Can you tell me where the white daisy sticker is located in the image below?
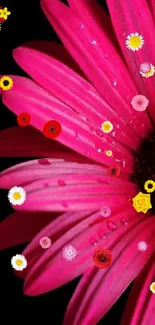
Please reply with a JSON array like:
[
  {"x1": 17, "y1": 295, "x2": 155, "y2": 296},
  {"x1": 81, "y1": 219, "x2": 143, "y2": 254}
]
[
  {"x1": 8, "y1": 186, "x2": 26, "y2": 205},
  {"x1": 11, "y1": 254, "x2": 27, "y2": 271},
  {"x1": 126, "y1": 33, "x2": 144, "y2": 51}
]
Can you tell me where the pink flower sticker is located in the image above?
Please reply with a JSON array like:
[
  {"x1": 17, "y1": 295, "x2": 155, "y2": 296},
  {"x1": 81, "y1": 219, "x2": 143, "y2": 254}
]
[
  {"x1": 39, "y1": 236, "x2": 51, "y2": 249},
  {"x1": 131, "y1": 95, "x2": 149, "y2": 111},
  {"x1": 100, "y1": 206, "x2": 111, "y2": 218},
  {"x1": 140, "y1": 62, "x2": 151, "y2": 74}
]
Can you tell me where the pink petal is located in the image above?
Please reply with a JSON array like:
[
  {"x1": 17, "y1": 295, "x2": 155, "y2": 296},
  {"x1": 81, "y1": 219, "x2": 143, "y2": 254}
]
[
  {"x1": 13, "y1": 45, "x2": 140, "y2": 151},
  {"x1": 41, "y1": 0, "x2": 152, "y2": 138},
  {"x1": 0, "y1": 158, "x2": 129, "y2": 189},
  {"x1": 0, "y1": 158, "x2": 137, "y2": 212},
  {"x1": 68, "y1": 0, "x2": 119, "y2": 49},
  {"x1": 21, "y1": 40, "x2": 84, "y2": 76},
  {"x1": 107, "y1": 0, "x2": 155, "y2": 120},
  {"x1": 23, "y1": 205, "x2": 145, "y2": 295},
  {"x1": 0, "y1": 126, "x2": 68, "y2": 157},
  {"x1": 18, "y1": 211, "x2": 92, "y2": 279},
  {"x1": 63, "y1": 217, "x2": 155, "y2": 325},
  {"x1": 0, "y1": 75, "x2": 133, "y2": 173},
  {"x1": 121, "y1": 252, "x2": 155, "y2": 325},
  {"x1": 0, "y1": 211, "x2": 56, "y2": 250}
]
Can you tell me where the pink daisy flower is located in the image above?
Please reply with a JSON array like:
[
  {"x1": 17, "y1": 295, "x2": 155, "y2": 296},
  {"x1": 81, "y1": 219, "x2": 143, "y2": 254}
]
[
  {"x1": 131, "y1": 94, "x2": 149, "y2": 111},
  {"x1": 39, "y1": 236, "x2": 51, "y2": 249},
  {"x1": 1, "y1": 0, "x2": 155, "y2": 324}
]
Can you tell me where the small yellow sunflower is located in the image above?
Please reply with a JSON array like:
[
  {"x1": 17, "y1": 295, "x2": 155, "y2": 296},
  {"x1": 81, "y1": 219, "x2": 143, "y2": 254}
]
[
  {"x1": 0, "y1": 76, "x2": 13, "y2": 90},
  {"x1": 144, "y1": 180, "x2": 155, "y2": 193}
]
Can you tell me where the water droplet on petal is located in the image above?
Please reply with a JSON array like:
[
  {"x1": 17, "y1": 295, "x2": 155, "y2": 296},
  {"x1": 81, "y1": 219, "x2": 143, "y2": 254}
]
[
  {"x1": 120, "y1": 218, "x2": 128, "y2": 226},
  {"x1": 122, "y1": 161, "x2": 126, "y2": 168},
  {"x1": 92, "y1": 40, "x2": 97, "y2": 45},
  {"x1": 75, "y1": 132, "x2": 80, "y2": 141},
  {"x1": 97, "y1": 148, "x2": 102, "y2": 153},
  {"x1": 87, "y1": 152, "x2": 90, "y2": 156},
  {"x1": 89, "y1": 237, "x2": 97, "y2": 245},
  {"x1": 107, "y1": 221, "x2": 116, "y2": 231},
  {"x1": 116, "y1": 124, "x2": 120, "y2": 128},
  {"x1": 95, "y1": 128, "x2": 104, "y2": 137},
  {"x1": 98, "y1": 229, "x2": 106, "y2": 239},
  {"x1": 112, "y1": 131, "x2": 116, "y2": 137},
  {"x1": 112, "y1": 81, "x2": 117, "y2": 86},
  {"x1": 80, "y1": 24, "x2": 85, "y2": 29},
  {"x1": 38, "y1": 159, "x2": 51, "y2": 165},
  {"x1": 104, "y1": 53, "x2": 109, "y2": 58},
  {"x1": 80, "y1": 114, "x2": 87, "y2": 121},
  {"x1": 58, "y1": 180, "x2": 66, "y2": 186},
  {"x1": 112, "y1": 142, "x2": 116, "y2": 147}
]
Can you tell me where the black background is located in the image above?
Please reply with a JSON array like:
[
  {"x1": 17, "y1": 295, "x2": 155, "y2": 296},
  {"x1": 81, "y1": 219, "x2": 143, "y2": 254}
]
[{"x1": 0, "y1": 0, "x2": 132, "y2": 323}]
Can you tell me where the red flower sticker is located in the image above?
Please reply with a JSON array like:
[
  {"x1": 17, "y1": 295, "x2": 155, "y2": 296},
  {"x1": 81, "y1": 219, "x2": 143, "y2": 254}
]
[
  {"x1": 43, "y1": 120, "x2": 62, "y2": 139},
  {"x1": 107, "y1": 166, "x2": 120, "y2": 177},
  {"x1": 93, "y1": 248, "x2": 112, "y2": 269},
  {"x1": 17, "y1": 112, "x2": 31, "y2": 127},
  {"x1": 0, "y1": 17, "x2": 5, "y2": 23}
]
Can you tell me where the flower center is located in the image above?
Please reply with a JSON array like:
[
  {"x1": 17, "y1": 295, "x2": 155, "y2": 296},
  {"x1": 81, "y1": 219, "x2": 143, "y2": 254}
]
[
  {"x1": 3, "y1": 80, "x2": 9, "y2": 86},
  {"x1": 13, "y1": 192, "x2": 21, "y2": 200},
  {"x1": 16, "y1": 259, "x2": 23, "y2": 266},
  {"x1": 129, "y1": 36, "x2": 141, "y2": 48},
  {"x1": 133, "y1": 130, "x2": 155, "y2": 214}
]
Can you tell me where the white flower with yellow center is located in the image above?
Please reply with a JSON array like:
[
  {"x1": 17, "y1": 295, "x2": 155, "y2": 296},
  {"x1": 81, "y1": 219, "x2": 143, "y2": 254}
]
[
  {"x1": 11, "y1": 254, "x2": 27, "y2": 271},
  {"x1": 8, "y1": 186, "x2": 26, "y2": 205},
  {"x1": 126, "y1": 33, "x2": 144, "y2": 51}
]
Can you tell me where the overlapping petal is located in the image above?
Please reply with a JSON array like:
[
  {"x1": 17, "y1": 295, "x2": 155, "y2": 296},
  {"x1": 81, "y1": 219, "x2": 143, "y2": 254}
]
[
  {"x1": 0, "y1": 75, "x2": 133, "y2": 173},
  {"x1": 23, "y1": 205, "x2": 145, "y2": 295},
  {"x1": 0, "y1": 157, "x2": 137, "y2": 212},
  {"x1": 0, "y1": 211, "x2": 55, "y2": 250},
  {"x1": 0, "y1": 158, "x2": 129, "y2": 189},
  {"x1": 121, "y1": 251, "x2": 155, "y2": 325},
  {"x1": 63, "y1": 217, "x2": 155, "y2": 325},
  {"x1": 41, "y1": 0, "x2": 152, "y2": 138},
  {"x1": 107, "y1": 0, "x2": 155, "y2": 119},
  {"x1": 13, "y1": 45, "x2": 140, "y2": 151}
]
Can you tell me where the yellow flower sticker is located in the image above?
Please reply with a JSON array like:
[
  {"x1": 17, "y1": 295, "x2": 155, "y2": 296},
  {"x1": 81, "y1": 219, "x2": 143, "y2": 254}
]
[
  {"x1": 132, "y1": 192, "x2": 152, "y2": 214},
  {"x1": 0, "y1": 7, "x2": 11, "y2": 20},
  {"x1": 144, "y1": 180, "x2": 155, "y2": 193}
]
